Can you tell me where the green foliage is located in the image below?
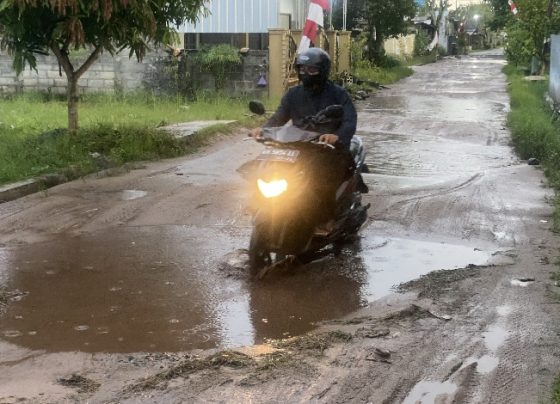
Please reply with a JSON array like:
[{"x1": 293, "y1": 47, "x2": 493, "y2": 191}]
[
  {"x1": 504, "y1": 0, "x2": 560, "y2": 67},
  {"x1": 486, "y1": 0, "x2": 514, "y2": 30},
  {"x1": 345, "y1": 0, "x2": 416, "y2": 63},
  {"x1": 350, "y1": 33, "x2": 368, "y2": 69},
  {"x1": 0, "y1": 0, "x2": 207, "y2": 132},
  {"x1": 193, "y1": 44, "x2": 242, "y2": 90},
  {"x1": 352, "y1": 59, "x2": 413, "y2": 85},
  {"x1": 0, "y1": 92, "x2": 252, "y2": 185},
  {"x1": 505, "y1": 65, "x2": 560, "y2": 231},
  {"x1": 414, "y1": 29, "x2": 431, "y2": 57},
  {"x1": 504, "y1": 23, "x2": 534, "y2": 67},
  {"x1": 0, "y1": 0, "x2": 207, "y2": 73}
]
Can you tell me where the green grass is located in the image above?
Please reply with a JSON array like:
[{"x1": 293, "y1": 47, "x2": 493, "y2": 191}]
[
  {"x1": 0, "y1": 91, "x2": 264, "y2": 185},
  {"x1": 353, "y1": 62, "x2": 414, "y2": 85},
  {"x1": 504, "y1": 65, "x2": 560, "y2": 231}
]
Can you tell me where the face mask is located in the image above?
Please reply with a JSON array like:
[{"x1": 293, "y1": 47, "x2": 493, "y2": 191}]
[{"x1": 301, "y1": 73, "x2": 324, "y2": 90}]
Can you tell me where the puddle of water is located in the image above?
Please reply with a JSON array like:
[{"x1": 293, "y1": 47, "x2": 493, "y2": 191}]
[
  {"x1": 360, "y1": 131, "x2": 512, "y2": 179},
  {"x1": 510, "y1": 278, "x2": 534, "y2": 287},
  {"x1": 0, "y1": 234, "x2": 493, "y2": 353},
  {"x1": 0, "y1": 227, "x2": 245, "y2": 353},
  {"x1": 121, "y1": 190, "x2": 147, "y2": 200},
  {"x1": 0, "y1": 228, "x2": 364, "y2": 353},
  {"x1": 402, "y1": 380, "x2": 457, "y2": 404},
  {"x1": 359, "y1": 236, "x2": 492, "y2": 302},
  {"x1": 482, "y1": 324, "x2": 508, "y2": 352},
  {"x1": 496, "y1": 305, "x2": 512, "y2": 316},
  {"x1": 476, "y1": 354, "x2": 500, "y2": 374}
]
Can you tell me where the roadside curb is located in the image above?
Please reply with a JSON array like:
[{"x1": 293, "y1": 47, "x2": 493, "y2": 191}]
[{"x1": 0, "y1": 174, "x2": 68, "y2": 203}]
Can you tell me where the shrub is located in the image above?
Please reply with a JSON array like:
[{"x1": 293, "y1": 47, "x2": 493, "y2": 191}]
[{"x1": 192, "y1": 44, "x2": 242, "y2": 90}]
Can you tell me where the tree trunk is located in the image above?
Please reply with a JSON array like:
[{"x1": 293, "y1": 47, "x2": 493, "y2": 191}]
[
  {"x1": 367, "y1": 27, "x2": 385, "y2": 63},
  {"x1": 50, "y1": 44, "x2": 102, "y2": 135},
  {"x1": 67, "y1": 75, "x2": 79, "y2": 135}
]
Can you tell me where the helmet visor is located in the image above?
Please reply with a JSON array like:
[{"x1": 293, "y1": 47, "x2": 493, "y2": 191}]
[{"x1": 298, "y1": 65, "x2": 320, "y2": 76}]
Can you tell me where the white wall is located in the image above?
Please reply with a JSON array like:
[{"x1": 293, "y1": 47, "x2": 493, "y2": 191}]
[{"x1": 550, "y1": 35, "x2": 560, "y2": 104}]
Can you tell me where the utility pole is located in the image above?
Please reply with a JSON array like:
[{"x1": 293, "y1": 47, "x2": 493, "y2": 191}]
[{"x1": 343, "y1": 0, "x2": 347, "y2": 31}]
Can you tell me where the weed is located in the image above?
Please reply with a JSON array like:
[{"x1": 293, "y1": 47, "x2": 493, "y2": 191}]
[
  {"x1": 273, "y1": 330, "x2": 353, "y2": 356},
  {"x1": 128, "y1": 350, "x2": 255, "y2": 391},
  {"x1": 504, "y1": 66, "x2": 560, "y2": 232}
]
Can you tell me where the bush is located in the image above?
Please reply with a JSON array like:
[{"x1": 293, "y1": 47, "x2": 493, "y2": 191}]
[
  {"x1": 192, "y1": 44, "x2": 242, "y2": 90},
  {"x1": 504, "y1": 23, "x2": 534, "y2": 67},
  {"x1": 414, "y1": 29, "x2": 431, "y2": 56}
]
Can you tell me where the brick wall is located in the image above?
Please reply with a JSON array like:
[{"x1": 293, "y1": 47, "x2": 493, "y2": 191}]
[
  {"x1": 0, "y1": 49, "x2": 167, "y2": 95},
  {"x1": 0, "y1": 48, "x2": 269, "y2": 97}
]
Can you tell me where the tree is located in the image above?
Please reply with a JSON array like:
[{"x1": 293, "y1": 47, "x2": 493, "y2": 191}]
[
  {"x1": 503, "y1": 0, "x2": 560, "y2": 69},
  {"x1": 423, "y1": 0, "x2": 448, "y2": 53},
  {"x1": 331, "y1": 0, "x2": 367, "y2": 31},
  {"x1": 486, "y1": 0, "x2": 512, "y2": 31},
  {"x1": 364, "y1": 0, "x2": 417, "y2": 62},
  {"x1": 0, "y1": 0, "x2": 207, "y2": 134},
  {"x1": 331, "y1": 0, "x2": 416, "y2": 63}
]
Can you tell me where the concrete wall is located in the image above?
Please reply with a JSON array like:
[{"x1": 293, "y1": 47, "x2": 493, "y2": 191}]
[
  {"x1": 384, "y1": 35, "x2": 416, "y2": 58},
  {"x1": 0, "y1": 49, "x2": 167, "y2": 95},
  {"x1": 550, "y1": 35, "x2": 560, "y2": 104}
]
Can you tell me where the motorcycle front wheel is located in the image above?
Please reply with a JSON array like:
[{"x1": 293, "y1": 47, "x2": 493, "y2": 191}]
[
  {"x1": 249, "y1": 230, "x2": 288, "y2": 279},
  {"x1": 249, "y1": 230, "x2": 271, "y2": 278}
]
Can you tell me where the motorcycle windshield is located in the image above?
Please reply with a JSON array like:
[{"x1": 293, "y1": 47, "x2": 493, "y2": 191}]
[{"x1": 262, "y1": 124, "x2": 319, "y2": 143}]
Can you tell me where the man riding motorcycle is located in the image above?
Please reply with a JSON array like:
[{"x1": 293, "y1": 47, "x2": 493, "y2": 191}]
[
  {"x1": 250, "y1": 47, "x2": 357, "y2": 148},
  {"x1": 250, "y1": 47, "x2": 366, "y2": 234}
]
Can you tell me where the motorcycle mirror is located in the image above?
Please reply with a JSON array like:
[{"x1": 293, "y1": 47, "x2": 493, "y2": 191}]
[
  {"x1": 322, "y1": 105, "x2": 344, "y2": 119},
  {"x1": 249, "y1": 100, "x2": 266, "y2": 115}
]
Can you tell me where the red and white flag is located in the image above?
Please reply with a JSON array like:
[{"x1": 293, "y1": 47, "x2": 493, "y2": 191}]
[
  {"x1": 298, "y1": 0, "x2": 331, "y2": 54},
  {"x1": 508, "y1": 0, "x2": 518, "y2": 15}
]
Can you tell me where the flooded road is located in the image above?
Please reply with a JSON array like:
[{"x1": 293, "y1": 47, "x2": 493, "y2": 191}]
[
  {"x1": 0, "y1": 52, "x2": 522, "y2": 354},
  {"x1": 1, "y1": 49, "x2": 559, "y2": 404}
]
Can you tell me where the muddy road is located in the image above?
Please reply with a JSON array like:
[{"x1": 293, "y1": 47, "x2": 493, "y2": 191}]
[{"x1": 1, "y1": 49, "x2": 560, "y2": 403}]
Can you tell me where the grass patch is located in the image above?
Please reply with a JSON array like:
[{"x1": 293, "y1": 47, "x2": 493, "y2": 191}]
[
  {"x1": 353, "y1": 61, "x2": 414, "y2": 86},
  {"x1": 504, "y1": 65, "x2": 560, "y2": 232},
  {"x1": 129, "y1": 350, "x2": 255, "y2": 391},
  {"x1": 0, "y1": 92, "x2": 262, "y2": 186},
  {"x1": 553, "y1": 375, "x2": 560, "y2": 403},
  {"x1": 57, "y1": 374, "x2": 100, "y2": 393},
  {"x1": 273, "y1": 330, "x2": 353, "y2": 356}
]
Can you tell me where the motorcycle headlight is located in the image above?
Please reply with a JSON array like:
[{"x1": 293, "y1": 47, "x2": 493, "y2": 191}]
[{"x1": 257, "y1": 178, "x2": 288, "y2": 198}]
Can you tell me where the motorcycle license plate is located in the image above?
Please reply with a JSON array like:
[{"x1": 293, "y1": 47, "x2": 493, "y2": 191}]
[{"x1": 257, "y1": 148, "x2": 300, "y2": 163}]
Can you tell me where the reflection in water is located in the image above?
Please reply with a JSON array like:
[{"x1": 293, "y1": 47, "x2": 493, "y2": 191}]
[
  {"x1": 360, "y1": 236, "x2": 491, "y2": 302},
  {"x1": 0, "y1": 228, "x2": 367, "y2": 353},
  {"x1": 0, "y1": 227, "x2": 229, "y2": 353},
  {"x1": 403, "y1": 380, "x2": 457, "y2": 404},
  {"x1": 248, "y1": 266, "x2": 364, "y2": 342}
]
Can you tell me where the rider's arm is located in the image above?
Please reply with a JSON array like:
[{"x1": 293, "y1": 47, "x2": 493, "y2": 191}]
[
  {"x1": 335, "y1": 89, "x2": 357, "y2": 149},
  {"x1": 250, "y1": 91, "x2": 292, "y2": 139},
  {"x1": 264, "y1": 91, "x2": 293, "y2": 128}
]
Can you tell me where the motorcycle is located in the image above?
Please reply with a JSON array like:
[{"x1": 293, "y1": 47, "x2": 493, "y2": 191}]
[{"x1": 239, "y1": 100, "x2": 370, "y2": 279}]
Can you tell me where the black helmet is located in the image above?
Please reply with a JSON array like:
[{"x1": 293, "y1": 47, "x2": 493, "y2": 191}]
[{"x1": 296, "y1": 47, "x2": 331, "y2": 90}]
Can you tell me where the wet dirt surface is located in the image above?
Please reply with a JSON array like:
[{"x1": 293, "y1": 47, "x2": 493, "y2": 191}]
[{"x1": 1, "y1": 49, "x2": 560, "y2": 403}]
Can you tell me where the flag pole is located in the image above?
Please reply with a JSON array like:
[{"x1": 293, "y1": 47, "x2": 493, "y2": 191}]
[{"x1": 343, "y1": 0, "x2": 347, "y2": 31}]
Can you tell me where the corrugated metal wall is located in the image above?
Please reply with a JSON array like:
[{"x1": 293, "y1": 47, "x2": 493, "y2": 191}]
[{"x1": 180, "y1": 0, "x2": 282, "y2": 33}]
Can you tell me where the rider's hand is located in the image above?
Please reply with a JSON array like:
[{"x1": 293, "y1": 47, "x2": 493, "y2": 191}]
[
  {"x1": 250, "y1": 127, "x2": 263, "y2": 139},
  {"x1": 319, "y1": 133, "x2": 339, "y2": 145}
]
